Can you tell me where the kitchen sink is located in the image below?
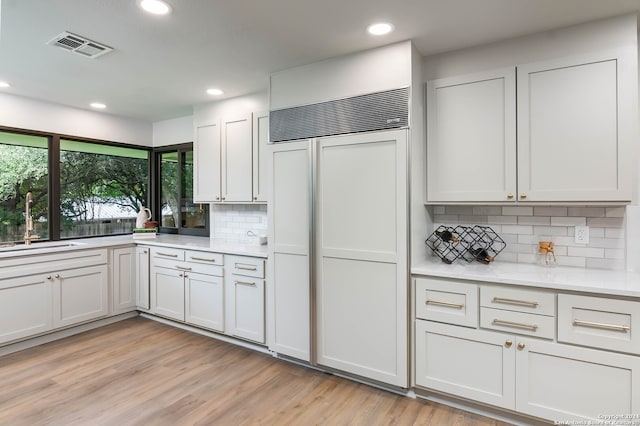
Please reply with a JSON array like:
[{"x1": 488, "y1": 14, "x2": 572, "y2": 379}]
[{"x1": 0, "y1": 241, "x2": 85, "y2": 252}]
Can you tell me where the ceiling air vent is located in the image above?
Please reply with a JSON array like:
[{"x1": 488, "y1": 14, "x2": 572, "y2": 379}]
[{"x1": 47, "y1": 31, "x2": 113, "y2": 59}]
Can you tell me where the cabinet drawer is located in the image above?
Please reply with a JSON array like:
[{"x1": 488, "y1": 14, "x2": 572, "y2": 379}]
[
  {"x1": 558, "y1": 294, "x2": 640, "y2": 355},
  {"x1": 227, "y1": 255, "x2": 265, "y2": 278},
  {"x1": 415, "y1": 277, "x2": 478, "y2": 327},
  {"x1": 151, "y1": 248, "x2": 185, "y2": 263},
  {"x1": 481, "y1": 286, "x2": 555, "y2": 316},
  {"x1": 480, "y1": 307, "x2": 555, "y2": 339},
  {"x1": 186, "y1": 251, "x2": 223, "y2": 266}
]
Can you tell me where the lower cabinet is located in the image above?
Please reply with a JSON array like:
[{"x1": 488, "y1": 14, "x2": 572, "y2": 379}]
[
  {"x1": 0, "y1": 273, "x2": 53, "y2": 344},
  {"x1": 226, "y1": 255, "x2": 265, "y2": 343},
  {"x1": 112, "y1": 247, "x2": 137, "y2": 314},
  {"x1": 53, "y1": 264, "x2": 109, "y2": 328},
  {"x1": 136, "y1": 246, "x2": 150, "y2": 310},
  {"x1": 414, "y1": 275, "x2": 640, "y2": 423},
  {"x1": 150, "y1": 248, "x2": 227, "y2": 333},
  {"x1": 515, "y1": 337, "x2": 640, "y2": 421}
]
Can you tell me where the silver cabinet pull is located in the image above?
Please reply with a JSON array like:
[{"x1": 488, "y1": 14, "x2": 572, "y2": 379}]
[
  {"x1": 573, "y1": 319, "x2": 630, "y2": 333},
  {"x1": 492, "y1": 297, "x2": 539, "y2": 308},
  {"x1": 425, "y1": 299, "x2": 464, "y2": 309},
  {"x1": 234, "y1": 280, "x2": 256, "y2": 287},
  {"x1": 492, "y1": 319, "x2": 538, "y2": 331},
  {"x1": 235, "y1": 263, "x2": 257, "y2": 271},
  {"x1": 157, "y1": 252, "x2": 178, "y2": 258},
  {"x1": 176, "y1": 265, "x2": 192, "y2": 271},
  {"x1": 189, "y1": 256, "x2": 216, "y2": 263}
]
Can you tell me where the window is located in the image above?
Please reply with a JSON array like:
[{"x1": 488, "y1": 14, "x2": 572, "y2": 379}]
[
  {"x1": 0, "y1": 127, "x2": 150, "y2": 244},
  {"x1": 156, "y1": 145, "x2": 209, "y2": 236},
  {"x1": 0, "y1": 131, "x2": 49, "y2": 244},
  {"x1": 59, "y1": 139, "x2": 149, "y2": 238}
]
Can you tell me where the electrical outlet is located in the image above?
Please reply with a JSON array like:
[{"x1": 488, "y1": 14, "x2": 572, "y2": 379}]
[{"x1": 575, "y1": 226, "x2": 589, "y2": 244}]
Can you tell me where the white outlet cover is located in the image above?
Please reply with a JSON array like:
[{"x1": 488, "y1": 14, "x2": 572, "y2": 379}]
[{"x1": 575, "y1": 225, "x2": 589, "y2": 244}]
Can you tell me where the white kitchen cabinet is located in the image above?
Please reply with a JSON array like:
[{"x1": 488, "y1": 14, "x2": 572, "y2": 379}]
[
  {"x1": 52, "y1": 264, "x2": 109, "y2": 328},
  {"x1": 226, "y1": 255, "x2": 265, "y2": 343},
  {"x1": 252, "y1": 111, "x2": 269, "y2": 202},
  {"x1": 112, "y1": 247, "x2": 136, "y2": 314},
  {"x1": 194, "y1": 121, "x2": 222, "y2": 202},
  {"x1": 316, "y1": 130, "x2": 408, "y2": 387},
  {"x1": 136, "y1": 246, "x2": 150, "y2": 310},
  {"x1": 0, "y1": 273, "x2": 53, "y2": 344},
  {"x1": 185, "y1": 271, "x2": 224, "y2": 332},
  {"x1": 150, "y1": 248, "x2": 225, "y2": 331},
  {"x1": 194, "y1": 111, "x2": 267, "y2": 203},
  {"x1": 427, "y1": 50, "x2": 632, "y2": 203},
  {"x1": 415, "y1": 320, "x2": 515, "y2": 409},
  {"x1": 517, "y1": 51, "x2": 631, "y2": 202},
  {"x1": 426, "y1": 68, "x2": 516, "y2": 202},
  {"x1": 515, "y1": 337, "x2": 640, "y2": 421},
  {"x1": 267, "y1": 140, "x2": 311, "y2": 361},
  {"x1": 222, "y1": 113, "x2": 253, "y2": 202}
]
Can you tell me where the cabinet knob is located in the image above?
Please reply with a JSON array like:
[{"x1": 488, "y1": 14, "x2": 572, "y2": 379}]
[
  {"x1": 507, "y1": 194, "x2": 514, "y2": 199},
  {"x1": 47, "y1": 275, "x2": 52, "y2": 280},
  {"x1": 179, "y1": 273, "x2": 183, "y2": 278},
  {"x1": 253, "y1": 196, "x2": 257, "y2": 201},
  {"x1": 520, "y1": 193, "x2": 527, "y2": 199},
  {"x1": 216, "y1": 197, "x2": 220, "y2": 201},
  {"x1": 55, "y1": 274, "x2": 60, "y2": 279},
  {"x1": 517, "y1": 342, "x2": 525, "y2": 350},
  {"x1": 221, "y1": 197, "x2": 226, "y2": 201},
  {"x1": 505, "y1": 340, "x2": 513, "y2": 348},
  {"x1": 184, "y1": 274, "x2": 189, "y2": 279}
]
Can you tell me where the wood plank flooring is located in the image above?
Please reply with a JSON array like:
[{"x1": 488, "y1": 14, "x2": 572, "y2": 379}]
[{"x1": 0, "y1": 317, "x2": 513, "y2": 425}]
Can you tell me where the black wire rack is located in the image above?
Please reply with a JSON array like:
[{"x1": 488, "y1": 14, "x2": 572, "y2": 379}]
[{"x1": 426, "y1": 225, "x2": 506, "y2": 265}]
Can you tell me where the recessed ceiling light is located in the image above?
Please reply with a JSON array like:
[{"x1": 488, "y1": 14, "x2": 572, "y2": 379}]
[
  {"x1": 90, "y1": 102, "x2": 107, "y2": 109},
  {"x1": 367, "y1": 22, "x2": 394, "y2": 36},
  {"x1": 139, "y1": 0, "x2": 172, "y2": 15},
  {"x1": 206, "y1": 88, "x2": 224, "y2": 96},
  {"x1": 0, "y1": 81, "x2": 10, "y2": 88}
]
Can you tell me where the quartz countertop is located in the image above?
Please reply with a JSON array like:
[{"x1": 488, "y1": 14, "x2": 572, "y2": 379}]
[
  {"x1": 0, "y1": 234, "x2": 268, "y2": 259},
  {"x1": 412, "y1": 258, "x2": 640, "y2": 298}
]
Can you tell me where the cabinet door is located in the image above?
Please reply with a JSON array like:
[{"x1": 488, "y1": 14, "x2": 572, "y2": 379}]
[
  {"x1": 222, "y1": 114, "x2": 253, "y2": 202},
  {"x1": 136, "y1": 246, "x2": 150, "y2": 310},
  {"x1": 267, "y1": 140, "x2": 312, "y2": 361},
  {"x1": 185, "y1": 272, "x2": 224, "y2": 332},
  {"x1": 517, "y1": 51, "x2": 631, "y2": 202},
  {"x1": 194, "y1": 121, "x2": 222, "y2": 202},
  {"x1": 228, "y1": 275, "x2": 264, "y2": 343},
  {"x1": 151, "y1": 266, "x2": 185, "y2": 321},
  {"x1": 515, "y1": 338, "x2": 640, "y2": 421},
  {"x1": 53, "y1": 265, "x2": 109, "y2": 328},
  {"x1": 415, "y1": 321, "x2": 516, "y2": 409},
  {"x1": 112, "y1": 247, "x2": 136, "y2": 314},
  {"x1": 0, "y1": 274, "x2": 52, "y2": 344},
  {"x1": 316, "y1": 130, "x2": 408, "y2": 387},
  {"x1": 427, "y1": 68, "x2": 516, "y2": 202},
  {"x1": 252, "y1": 111, "x2": 269, "y2": 202}
]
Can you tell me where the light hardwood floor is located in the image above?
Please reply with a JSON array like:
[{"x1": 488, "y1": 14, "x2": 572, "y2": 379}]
[{"x1": 0, "y1": 317, "x2": 513, "y2": 425}]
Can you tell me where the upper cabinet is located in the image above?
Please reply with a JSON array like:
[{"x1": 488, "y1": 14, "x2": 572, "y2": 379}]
[
  {"x1": 426, "y1": 49, "x2": 633, "y2": 203},
  {"x1": 194, "y1": 111, "x2": 269, "y2": 203},
  {"x1": 427, "y1": 68, "x2": 516, "y2": 202}
]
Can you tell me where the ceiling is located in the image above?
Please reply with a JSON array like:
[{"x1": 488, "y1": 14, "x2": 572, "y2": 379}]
[{"x1": 1, "y1": 0, "x2": 639, "y2": 123}]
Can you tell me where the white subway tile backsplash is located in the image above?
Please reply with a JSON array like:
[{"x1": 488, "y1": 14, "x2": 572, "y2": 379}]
[
  {"x1": 568, "y1": 207, "x2": 605, "y2": 217},
  {"x1": 502, "y1": 206, "x2": 533, "y2": 216},
  {"x1": 211, "y1": 204, "x2": 267, "y2": 243},
  {"x1": 431, "y1": 204, "x2": 626, "y2": 271},
  {"x1": 533, "y1": 207, "x2": 567, "y2": 216},
  {"x1": 518, "y1": 216, "x2": 550, "y2": 226},
  {"x1": 550, "y1": 216, "x2": 586, "y2": 226}
]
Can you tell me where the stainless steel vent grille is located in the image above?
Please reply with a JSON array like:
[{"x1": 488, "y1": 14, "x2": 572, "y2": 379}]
[
  {"x1": 269, "y1": 87, "x2": 409, "y2": 142},
  {"x1": 47, "y1": 31, "x2": 113, "y2": 59}
]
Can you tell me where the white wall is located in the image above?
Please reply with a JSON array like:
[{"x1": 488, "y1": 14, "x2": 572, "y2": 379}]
[
  {"x1": 0, "y1": 92, "x2": 152, "y2": 145},
  {"x1": 152, "y1": 115, "x2": 194, "y2": 147},
  {"x1": 193, "y1": 91, "x2": 268, "y2": 126},
  {"x1": 270, "y1": 41, "x2": 412, "y2": 110}
]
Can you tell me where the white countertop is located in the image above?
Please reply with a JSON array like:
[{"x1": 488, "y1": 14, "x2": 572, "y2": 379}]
[
  {"x1": 0, "y1": 234, "x2": 268, "y2": 259},
  {"x1": 412, "y1": 259, "x2": 640, "y2": 298}
]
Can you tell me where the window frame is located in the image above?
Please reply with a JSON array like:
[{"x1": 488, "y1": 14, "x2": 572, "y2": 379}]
[{"x1": 153, "y1": 143, "x2": 210, "y2": 237}]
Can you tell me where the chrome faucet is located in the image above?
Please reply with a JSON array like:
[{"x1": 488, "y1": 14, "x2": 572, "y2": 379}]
[{"x1": 24, "y1": 191, "x2": 39, "y2": 246}]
